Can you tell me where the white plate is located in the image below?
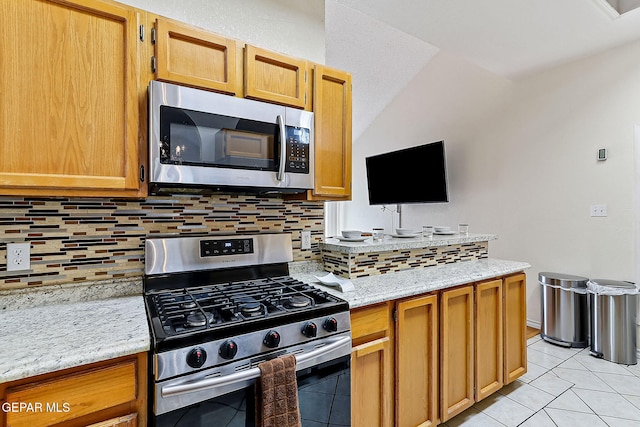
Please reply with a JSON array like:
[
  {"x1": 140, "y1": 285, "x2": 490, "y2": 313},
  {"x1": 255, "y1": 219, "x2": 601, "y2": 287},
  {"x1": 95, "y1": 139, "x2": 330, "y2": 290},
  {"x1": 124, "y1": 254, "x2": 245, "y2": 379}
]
[
  {"x1": 336, "y1": 236, "x2": 367, "y2": 242},
  {"x1": 434, "y1": 230, "x2": 456, "y2": 235},
  {"x1": 391, "y1": 233, "x2": 421, "y2": 238}
]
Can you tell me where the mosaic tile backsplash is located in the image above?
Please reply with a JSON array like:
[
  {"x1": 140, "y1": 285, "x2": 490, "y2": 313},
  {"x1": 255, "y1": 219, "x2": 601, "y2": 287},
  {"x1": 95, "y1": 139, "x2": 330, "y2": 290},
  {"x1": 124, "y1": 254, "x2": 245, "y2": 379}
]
[
  {"x1": 322, "y1": 242, "x2": 489, "y2": 278},
  {"x1": 0, "y1": 196, "x2": 324, "y2": 290}
]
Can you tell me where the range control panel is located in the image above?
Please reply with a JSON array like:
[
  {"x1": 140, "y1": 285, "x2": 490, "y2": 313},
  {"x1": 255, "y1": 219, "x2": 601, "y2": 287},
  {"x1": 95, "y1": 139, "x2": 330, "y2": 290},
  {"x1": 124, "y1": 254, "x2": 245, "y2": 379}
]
[{"x1": 200, "y1": 238, "x2": 254, "y2": 257}]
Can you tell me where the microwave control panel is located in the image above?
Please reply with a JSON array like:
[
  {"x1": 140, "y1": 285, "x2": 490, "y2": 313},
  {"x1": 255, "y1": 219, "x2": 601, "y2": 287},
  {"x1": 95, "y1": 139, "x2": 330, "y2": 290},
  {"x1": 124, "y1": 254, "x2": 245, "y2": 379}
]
[{"x1": 284, "y1": 127, "x2": 310, "y2": 174}]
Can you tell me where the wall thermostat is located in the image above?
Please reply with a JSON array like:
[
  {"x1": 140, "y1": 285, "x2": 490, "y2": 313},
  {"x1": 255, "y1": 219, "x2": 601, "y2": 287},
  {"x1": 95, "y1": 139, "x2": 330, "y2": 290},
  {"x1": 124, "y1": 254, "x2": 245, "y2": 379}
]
[{"x1": 597, "y1": 148, "x2": 607, "y2": 161}]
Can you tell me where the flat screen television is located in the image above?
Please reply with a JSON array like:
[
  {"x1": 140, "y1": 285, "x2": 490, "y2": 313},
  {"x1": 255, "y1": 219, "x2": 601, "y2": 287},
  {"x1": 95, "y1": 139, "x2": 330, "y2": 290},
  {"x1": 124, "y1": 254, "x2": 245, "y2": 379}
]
[{"x1": 366, "y1": 141, "x2": 448, "y2": 205}]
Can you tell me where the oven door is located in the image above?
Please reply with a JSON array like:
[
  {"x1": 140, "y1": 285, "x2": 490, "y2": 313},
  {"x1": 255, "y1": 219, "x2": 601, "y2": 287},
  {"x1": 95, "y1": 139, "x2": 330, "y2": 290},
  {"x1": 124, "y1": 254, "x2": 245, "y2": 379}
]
[{"x1": 153, "y1": 354, "x2": 350, "y2": 427}]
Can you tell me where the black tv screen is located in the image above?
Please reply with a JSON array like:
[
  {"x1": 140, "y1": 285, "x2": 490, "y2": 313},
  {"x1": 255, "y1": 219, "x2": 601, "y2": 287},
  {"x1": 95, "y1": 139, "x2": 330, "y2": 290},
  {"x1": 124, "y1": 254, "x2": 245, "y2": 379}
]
[{"x1": 366, "y1": 141, "x2": 449, "y2": 205}]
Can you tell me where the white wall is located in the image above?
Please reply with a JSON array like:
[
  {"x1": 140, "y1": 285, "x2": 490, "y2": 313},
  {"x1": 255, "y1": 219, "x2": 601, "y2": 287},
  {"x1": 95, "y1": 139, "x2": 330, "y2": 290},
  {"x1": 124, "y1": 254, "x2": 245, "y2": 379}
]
[
  {"x1": 340, "y1": 51, "x2": 512, "y2": 233},
  {"x1": 341, "y1": 40, "x2": 640, "y2": 326},
  {"x1": 118, "y1": 0, "x2": 325, "y2": 63},
  {"x1": 480, "y1": 40, "x2": 640, "y2": 325}
]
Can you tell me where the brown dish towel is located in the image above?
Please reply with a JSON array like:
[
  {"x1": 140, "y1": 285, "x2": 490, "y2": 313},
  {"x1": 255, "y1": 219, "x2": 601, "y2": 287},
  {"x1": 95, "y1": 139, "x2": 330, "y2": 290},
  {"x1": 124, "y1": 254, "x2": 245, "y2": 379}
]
[{"x1": 255, "y1": 354, "x2": 301, "y2": 427}]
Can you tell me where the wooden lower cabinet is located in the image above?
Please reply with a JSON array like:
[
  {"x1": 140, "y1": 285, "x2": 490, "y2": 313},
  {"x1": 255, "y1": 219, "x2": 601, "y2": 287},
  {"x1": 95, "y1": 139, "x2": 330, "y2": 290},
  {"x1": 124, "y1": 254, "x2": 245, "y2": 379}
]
[
  {"x1": 440, "y1": 285, "x2": 475, "y2": 422},
  {"x1": 395, "y1": 294, "x2": 439, "y2": 427},
  {"x1": 87, "y1": 413, "x2": 137, "y2": 427},
  {"x1": 475, "y1": 279, "x2": 504, "y2": 401},
  {"x1": 0, "y1": 353, "x2": 146, "y2": 427},
  {"x1": 504, "y1": 273, "x2": 528, "y2": 384},
  {"x1": 350, "y1": 303, "x2": 394, "y2": 427},
  {"x1": 351, "y1": 273, "x2": 527, "y2": 426}
]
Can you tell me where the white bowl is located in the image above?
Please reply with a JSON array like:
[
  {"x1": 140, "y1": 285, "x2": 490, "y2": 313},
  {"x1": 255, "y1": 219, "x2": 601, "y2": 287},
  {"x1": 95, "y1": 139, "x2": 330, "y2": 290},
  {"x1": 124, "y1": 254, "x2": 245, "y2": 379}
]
[
  {"x1": 434, "y1": 226, "x2": 451, "y2": 232},
  {"x1": 395, "y1": 228, "x2": 414, "y2": 235},
  {"x1": 342, "y1": 230, "x2": 362, "y2": 239}
]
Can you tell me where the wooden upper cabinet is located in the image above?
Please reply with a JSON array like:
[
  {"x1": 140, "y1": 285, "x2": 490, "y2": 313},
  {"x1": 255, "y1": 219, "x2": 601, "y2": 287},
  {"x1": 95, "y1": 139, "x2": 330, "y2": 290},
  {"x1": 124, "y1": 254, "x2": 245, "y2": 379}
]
[
  {"x1": 0, "y1": 0, "x2": 144, "y2": 197},
  {"x1": 311, "y1": 65, "x2": 352, "y2": 199},
  {"x1": 396, "y1": 294, "x2": 439, "y2": 427},
  {"x1": 504, "y1": 273, "x2": 528, "y2": 384},
  {"x1": 153, "y1": 17, "x2": 238, "y2": 94},
  {"x1": 244, "y1": 44, "x2": 308, "y2": 109}
]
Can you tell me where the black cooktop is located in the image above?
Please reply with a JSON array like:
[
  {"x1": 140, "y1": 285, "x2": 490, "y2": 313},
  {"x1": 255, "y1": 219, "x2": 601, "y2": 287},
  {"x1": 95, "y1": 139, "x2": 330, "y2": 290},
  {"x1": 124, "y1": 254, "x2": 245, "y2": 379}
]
[{"x1": 145, "y1": 272, "x2": 349, "y2": 351}]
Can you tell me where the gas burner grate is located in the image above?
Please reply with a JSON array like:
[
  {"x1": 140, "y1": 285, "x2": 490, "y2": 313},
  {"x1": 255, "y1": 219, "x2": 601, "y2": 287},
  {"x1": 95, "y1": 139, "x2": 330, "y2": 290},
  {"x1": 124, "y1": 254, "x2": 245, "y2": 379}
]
[{"x1": 147, "y1": 275, "x2": 344, "y2": 339}]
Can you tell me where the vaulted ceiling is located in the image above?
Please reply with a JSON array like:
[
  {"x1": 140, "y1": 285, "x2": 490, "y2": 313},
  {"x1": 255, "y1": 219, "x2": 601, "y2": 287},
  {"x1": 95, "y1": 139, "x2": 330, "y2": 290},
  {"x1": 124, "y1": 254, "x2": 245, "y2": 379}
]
[{"x1": 325, "y1": 0, "x2": 640, "y2": 140}]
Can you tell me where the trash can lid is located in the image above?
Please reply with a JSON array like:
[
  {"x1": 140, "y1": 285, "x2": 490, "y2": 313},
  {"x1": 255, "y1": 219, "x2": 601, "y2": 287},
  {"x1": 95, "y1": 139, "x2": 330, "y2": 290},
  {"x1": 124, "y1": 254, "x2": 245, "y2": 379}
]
[
  {"x1": 538, "y1": 272, "x2": 589, "y2": 289},
  {"x1": 589, "y1": 279, "x2": 636, "y2": 290}
]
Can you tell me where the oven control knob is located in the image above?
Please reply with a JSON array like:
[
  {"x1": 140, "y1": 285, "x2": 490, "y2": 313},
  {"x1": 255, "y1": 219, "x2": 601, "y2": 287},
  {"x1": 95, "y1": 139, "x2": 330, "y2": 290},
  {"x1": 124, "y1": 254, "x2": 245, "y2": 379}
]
[
  {"x1": 302, "y1": 321, "x2": 317, "y2": 338},
  {"x1": 186, "y1": 347, "x2": 207, "y2": 369},
  {"x1": 323, "y1": 317, "x2": 338, "y2": 332},
  {"x1": 219, "y1": 340, "x2": 238, "y2": 360},
  {"x1": 263, "y1": 330, "x2": 281, "y2": 348}
]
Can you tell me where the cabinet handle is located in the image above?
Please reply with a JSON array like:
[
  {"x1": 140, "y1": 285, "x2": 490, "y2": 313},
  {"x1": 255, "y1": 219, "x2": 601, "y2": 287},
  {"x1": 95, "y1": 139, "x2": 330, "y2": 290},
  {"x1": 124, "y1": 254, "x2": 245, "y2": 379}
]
[
  {"x1": 151, "y1": 56, "x2": 157, "y2": 73},
  {"x1": 139, "y1": 24, "x2": 144, "y2": 41},
  {"x1": 139, "y1": 165, "x2": 145, "y2": 182}
]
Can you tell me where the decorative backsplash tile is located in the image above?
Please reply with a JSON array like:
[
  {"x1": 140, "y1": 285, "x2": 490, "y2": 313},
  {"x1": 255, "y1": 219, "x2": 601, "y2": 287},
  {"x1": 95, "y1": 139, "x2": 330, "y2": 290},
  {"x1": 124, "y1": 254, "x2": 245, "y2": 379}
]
[
  {"x1": 0, "y1": 196, "x2": 324, "y2": 290},
  {"x1": 322, "y1": 242, "x2": 489, "y2": 278}
]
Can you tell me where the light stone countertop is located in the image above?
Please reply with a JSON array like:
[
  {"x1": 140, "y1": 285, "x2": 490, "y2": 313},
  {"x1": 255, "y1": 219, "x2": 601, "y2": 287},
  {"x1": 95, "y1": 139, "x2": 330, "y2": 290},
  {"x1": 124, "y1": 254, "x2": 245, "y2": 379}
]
[
  {"x1": 291, "y1": 258, "x2": 530, "y2": 308},
  {"x1": 0, "y1": 257, "x2": 528, "y2": 384},
  {"x1": 0, "y1": 277, "x2": 142, "y2": 311},
  {"x1": 0, "y1": 295, "x2": 150, "y2": 383},
  {"x1": 321, "y1": 232, "x2": 497, "y2": 254}
]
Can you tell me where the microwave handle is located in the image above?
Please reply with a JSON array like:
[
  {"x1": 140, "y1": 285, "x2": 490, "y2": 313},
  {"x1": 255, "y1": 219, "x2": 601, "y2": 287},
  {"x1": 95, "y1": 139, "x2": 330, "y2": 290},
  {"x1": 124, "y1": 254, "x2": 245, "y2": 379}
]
[{"x1": 276, "y1": 115, "x2": 286, "y2": 182}]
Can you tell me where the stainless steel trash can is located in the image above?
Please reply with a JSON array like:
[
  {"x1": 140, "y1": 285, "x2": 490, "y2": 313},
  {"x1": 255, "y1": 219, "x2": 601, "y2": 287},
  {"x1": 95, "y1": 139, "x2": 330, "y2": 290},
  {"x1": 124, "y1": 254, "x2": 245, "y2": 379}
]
[
  {"x1": 589, "y1": 279, "x2": 638, "y2": 365},
  {"x1": 539, "y1": 272, "x2": 589, "y2": 348}
]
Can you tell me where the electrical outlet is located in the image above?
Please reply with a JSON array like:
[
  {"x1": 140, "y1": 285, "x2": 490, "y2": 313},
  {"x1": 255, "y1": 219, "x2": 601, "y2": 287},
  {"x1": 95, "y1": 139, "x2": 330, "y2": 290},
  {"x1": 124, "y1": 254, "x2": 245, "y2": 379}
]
[
  {"x1": 301, "y1": 231, "x2": 311, "y2": 250},
  {"x1": 590, "y1": 204, "x2": 608, "y2": 217},
  {"x1": 6, "y1": 242, "x2": 30, "y2": 272}
]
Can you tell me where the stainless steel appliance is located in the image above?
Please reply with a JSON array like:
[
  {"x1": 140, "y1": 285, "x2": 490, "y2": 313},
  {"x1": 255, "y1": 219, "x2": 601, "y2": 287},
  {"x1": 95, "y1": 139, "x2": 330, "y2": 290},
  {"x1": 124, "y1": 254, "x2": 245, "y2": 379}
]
[
  {"x1": 144, "y1": 233, "x2": 351, "y2": 426},
  {"x1": 539, "y1": 272, "x2": 589, "y2": 348},
  {"x1": 589, "y1": 279, "x2": 637, "y2": 364},
  {"x1": 149, "y1": 81, "x2": 314, "y2": 194}
]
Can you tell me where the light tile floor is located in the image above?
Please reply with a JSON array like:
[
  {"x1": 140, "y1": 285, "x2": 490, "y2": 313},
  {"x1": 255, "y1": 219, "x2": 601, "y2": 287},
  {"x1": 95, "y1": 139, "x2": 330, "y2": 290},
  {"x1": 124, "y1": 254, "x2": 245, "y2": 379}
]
[{"x1": 439, "y1": 335, "x2": 640, "y2": 427}]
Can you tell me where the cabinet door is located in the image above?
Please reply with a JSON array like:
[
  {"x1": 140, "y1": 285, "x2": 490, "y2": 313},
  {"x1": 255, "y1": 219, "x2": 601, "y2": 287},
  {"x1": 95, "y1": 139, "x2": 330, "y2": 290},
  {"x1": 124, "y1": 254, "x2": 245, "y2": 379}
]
[
  {"x1": 475, "y1": 279, "x2": 504, "y2": 401},
  {"x1": 0, "y1": 0, "x2": 142, "y2": 196},
  {"x1": 504, "y1": 273, "x2": 528, "y2": 384},
  {"x1": 4, "y1": 360, "x2": 137, "y2": 427},
  {"x1": 352, "y1": 337, "x2": 392, "y2": 427},
  {"x1": 311, "y1": 65, "x2": 352, "y2": 199},
  {"x1": 86, "y1": 413, "x2": 137, "y2": 427},
  {"x1": 396, "y1": 294, "x2": 439, "y2": 427},
  {"x1": 244, "y1": 44, "x2": 307, "y2": 108},
  {"x1": 154, "y1": 17, "x2": 238, "y2": 94},
  {"x1": 440, "y1": 285, "x2": 474, "y2": 422}
]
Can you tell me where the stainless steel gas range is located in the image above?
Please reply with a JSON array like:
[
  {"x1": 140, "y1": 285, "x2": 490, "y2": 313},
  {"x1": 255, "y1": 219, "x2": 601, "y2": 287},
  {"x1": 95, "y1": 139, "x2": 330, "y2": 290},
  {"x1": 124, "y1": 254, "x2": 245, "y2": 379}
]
[{"x1": 143, "y1": 233, "x2": 352, "y2": 426}]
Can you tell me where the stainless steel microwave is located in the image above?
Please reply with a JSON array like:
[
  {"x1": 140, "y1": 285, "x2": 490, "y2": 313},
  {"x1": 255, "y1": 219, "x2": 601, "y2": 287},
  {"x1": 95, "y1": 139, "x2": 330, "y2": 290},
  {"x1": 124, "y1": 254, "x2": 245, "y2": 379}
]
[{"x1": 148, "y1": 81, "x2": 314, "y2": 194}]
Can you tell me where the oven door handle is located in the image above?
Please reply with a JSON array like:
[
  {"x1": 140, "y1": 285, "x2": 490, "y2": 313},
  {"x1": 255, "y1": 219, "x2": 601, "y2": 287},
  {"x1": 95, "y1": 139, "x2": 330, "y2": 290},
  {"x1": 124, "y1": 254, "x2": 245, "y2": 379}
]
[{"x1": 160, "y1": 335, "x2": 351, "y2": 398}]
